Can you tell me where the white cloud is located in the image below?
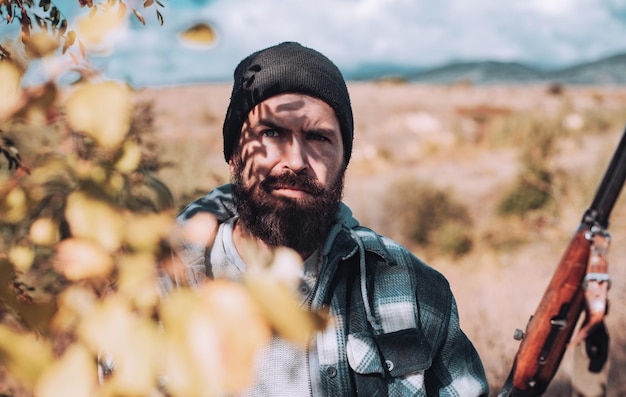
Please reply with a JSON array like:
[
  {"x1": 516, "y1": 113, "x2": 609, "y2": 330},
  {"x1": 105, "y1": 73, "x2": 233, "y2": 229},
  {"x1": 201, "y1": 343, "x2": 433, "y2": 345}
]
[
  {"x1": 527, "y1": 0, "x2": 577, "y2": 15},
  {"x1": 193, "y1": 0, "x2": 626, "y2": 67}
]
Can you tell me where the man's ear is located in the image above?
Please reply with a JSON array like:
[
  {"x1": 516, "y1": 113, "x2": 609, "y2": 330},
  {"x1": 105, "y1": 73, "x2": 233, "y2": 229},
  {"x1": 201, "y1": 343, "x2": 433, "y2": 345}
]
[{"x1": 228, "y1": 158, "x2": 236, "y2": 174}]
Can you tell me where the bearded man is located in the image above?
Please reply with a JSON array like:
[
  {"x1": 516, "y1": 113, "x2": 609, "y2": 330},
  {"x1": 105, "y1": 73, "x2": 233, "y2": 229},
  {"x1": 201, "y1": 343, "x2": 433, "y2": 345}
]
[{"x1": 168, "y1": 41, "x2": 489, "y2": 397}]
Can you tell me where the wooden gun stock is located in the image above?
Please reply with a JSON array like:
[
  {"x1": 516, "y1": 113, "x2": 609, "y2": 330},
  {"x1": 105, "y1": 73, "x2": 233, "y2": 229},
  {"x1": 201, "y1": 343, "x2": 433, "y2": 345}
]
[
  {"x1": 505, "y1": 227, "x2": 591, "y2": 395},
  {"x1": 502, "y1": 127, "x2": 626, "y2": 396}
]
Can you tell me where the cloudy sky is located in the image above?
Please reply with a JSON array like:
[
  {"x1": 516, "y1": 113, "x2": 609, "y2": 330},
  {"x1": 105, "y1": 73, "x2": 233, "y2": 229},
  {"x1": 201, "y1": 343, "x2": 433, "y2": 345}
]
[{"x1": 13, "y1": 0, "x2": 626, "y2": 87}]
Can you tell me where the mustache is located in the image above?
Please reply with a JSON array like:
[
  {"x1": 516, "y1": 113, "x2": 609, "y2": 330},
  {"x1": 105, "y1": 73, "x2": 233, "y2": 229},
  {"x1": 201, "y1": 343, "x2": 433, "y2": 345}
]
[{"x1": 261, "y1": 172, "x2": 325, "y2": 196}]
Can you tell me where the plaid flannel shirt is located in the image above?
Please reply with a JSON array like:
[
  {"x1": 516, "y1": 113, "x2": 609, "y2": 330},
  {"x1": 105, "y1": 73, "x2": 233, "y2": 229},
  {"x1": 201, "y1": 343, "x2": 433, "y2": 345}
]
[{"x1": 171, "y1": 184, "x2": 489, "y2": 397}]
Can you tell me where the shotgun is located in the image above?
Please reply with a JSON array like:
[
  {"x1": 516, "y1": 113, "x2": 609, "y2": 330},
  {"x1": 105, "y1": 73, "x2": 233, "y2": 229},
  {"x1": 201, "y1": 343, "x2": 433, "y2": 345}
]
[{"x1": 500, "y1": 127, "x2": 626, "y2": 396}]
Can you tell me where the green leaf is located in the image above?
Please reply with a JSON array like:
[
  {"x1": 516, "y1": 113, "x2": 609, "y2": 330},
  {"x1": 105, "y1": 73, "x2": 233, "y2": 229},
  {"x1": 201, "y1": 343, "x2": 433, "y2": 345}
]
[{"x1": 39, "y1": 0, "x2": 51, "y2": 12}]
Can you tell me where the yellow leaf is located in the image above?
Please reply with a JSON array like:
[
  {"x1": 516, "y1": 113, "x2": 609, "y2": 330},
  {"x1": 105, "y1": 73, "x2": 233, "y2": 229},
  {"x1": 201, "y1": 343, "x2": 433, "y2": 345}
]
[
  {"x1": 75, "y1": 4, "x2": 125, "y2": 46},
  {"x1": 160, "y1": 283, "x2": 271, "y2": 395},
  {"x1": 244, "y1": 275, "x2": 316, "y2": 345},
  {"x1": 107, "y1": 172, "x2": 125, "y2": 194},
  {"x1": 0, "y1": 325, "x2": 54, "y2": 388},
  {"x1": 237, "y1": 243, "x2": 305, "y2": 299},
  {"x1": 8, "y1": 245, "x2": 35, "y2": 273},
  {"x1": 65, "y1": 191, "x2": 125, "y2": 252},
  {"x1": 124, "y1": 212, "x2": 172, "y2": 251},
  {"x1": 50, "y1": 285, "x2": 98, "y2": 333},
  {"x1": 78, "y1": 296, "x2": 161, "y2": 396},
  {"x1": 90, "y1": 165, "x2": 108, "y2": 183},
  {"x1": 232, "y1": 242, "x2": 327, "y2": 344},
  {"x1": 172, "y1": 211, "x2": 218, "y2": 248},
  {"x1": 100, "y1": 323, "x2": 161, "y2": 396},
  {"x1": 27, "y1": 158, "x2": 74, "y2": 201},
  {"x1": 196, "y1": 281, "x2": 272, "y2": 393},
  {"x1": 178, "y1": 22, "x2": 217, "y2": 49},
  {"x1": 162, "y1": 310, "x2": 222, "y2": 397},
  {"x1": 77, "y1": 295, "x2": 135, "y2": 354},
  {"x1": 0, "y1": 61, "x2": 22, "y2": 120},
  {"x1": 65, "y1": 81, "x2": 132, "y2": 150},
  {"x1": 0, "y1": 187, "x2": 28, "y2": 224},
  {"x1": 63, "y1": 30, "x2": 77, "y2": 52},
  {"x1": 115, "y1": 140, "x2": 142, "y2": 173},
  {"x1": 53, "y1": 238, "x2": 114, "y2": 281},
  {"x1": 29, "y1": 217, "x2": 60, "y2": 246},
  {"x1": 35, "y1": 344, "x2": 97, "y2": 397},
  {"x1": 117, "y1": 252, "x2": 160, "y2": 311},
  {"x1": 24, "y1": 32, "x2": 60, "y2": 58},
  {"x1": 264, "y1": 246, "x2": 303, "y2": 290}
]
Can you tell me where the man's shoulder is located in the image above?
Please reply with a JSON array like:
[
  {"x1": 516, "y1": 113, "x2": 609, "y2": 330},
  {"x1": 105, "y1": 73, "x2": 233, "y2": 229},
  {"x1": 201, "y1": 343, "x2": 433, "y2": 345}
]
[
  {"x1": 177, "y1": 184, "x2": 237, "y2": 224},
  {"x1": 350, "y1": 227, "x2": 454, "y2": 327},
  {"x1": 352, "y1": 226, "x2": 450, "y2": 288},
  {"x1": 171, "y1": 185, "x2": 236, "y2": 278}
]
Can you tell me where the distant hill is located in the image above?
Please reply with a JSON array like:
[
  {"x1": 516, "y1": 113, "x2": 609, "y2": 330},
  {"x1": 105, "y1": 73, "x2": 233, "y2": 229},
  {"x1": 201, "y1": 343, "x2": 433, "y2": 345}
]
[
  {"x1": 546, "y1": 53, "x2": 626, "y2": 85},
  {"x1": 406, "y1": 61, "x2": 542, "y2": 84},
  {"x1": 345, "y1": 52, "x2": 626, "y2": 85}
]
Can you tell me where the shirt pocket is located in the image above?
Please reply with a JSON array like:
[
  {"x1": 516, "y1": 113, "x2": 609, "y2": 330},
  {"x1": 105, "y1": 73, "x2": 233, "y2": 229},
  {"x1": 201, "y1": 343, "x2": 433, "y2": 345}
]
[{"x1": 346, "y1": 328, "x2": 432, "y2": 378}]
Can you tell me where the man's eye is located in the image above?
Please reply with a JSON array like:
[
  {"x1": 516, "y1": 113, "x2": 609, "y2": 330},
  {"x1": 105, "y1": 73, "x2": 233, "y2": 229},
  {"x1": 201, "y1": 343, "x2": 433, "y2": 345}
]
[
  {"x1": 262, "y1": 129, "x2": 279, "y2": 138},
  {"x1": 308, "y1": 133, "x2": 329, "y2": 142}
]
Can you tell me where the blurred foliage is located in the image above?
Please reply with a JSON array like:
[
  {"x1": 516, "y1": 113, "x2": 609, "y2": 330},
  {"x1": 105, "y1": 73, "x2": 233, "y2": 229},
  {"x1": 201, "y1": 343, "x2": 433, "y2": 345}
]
[
  {"x1": 384, "y1": 178, "x2": 473, "y2": 258},
  {"x1": 0, "y1": 1, "x2": 323, "y2": 396},
  {"x1": 448, "y1": 93, "x2": 626, "y2": 254},
  {"x1": 496, "y1": 169, "x2": 552, "y2": 217},
  {"x1": 582, "y1": 106, "x2": 626, "y2": 135},
  {"x1": 481, "y1": 216, "x2": 531, "y2": 252},
  {"x1": 0, "y1": 0, "x2": 165, "y2": 59},
  {"x1": 496, "y1": 117, "x2": 559, "y2": 218},
  {"x1": 455, "y1": 93, "x2": 626, "y2": 149},
  {"x1": 178, "y1": 22, "x2": 217, "y2": 49},
  {"x1": 450, "y1": 90, "x2": 626, "y2": 249}
]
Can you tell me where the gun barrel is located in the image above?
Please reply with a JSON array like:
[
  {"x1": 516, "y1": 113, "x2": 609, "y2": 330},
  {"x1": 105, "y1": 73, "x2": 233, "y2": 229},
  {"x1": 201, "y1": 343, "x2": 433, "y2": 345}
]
[{"x1": 586, "y1": 127, "x2": 626, "y2": 228}]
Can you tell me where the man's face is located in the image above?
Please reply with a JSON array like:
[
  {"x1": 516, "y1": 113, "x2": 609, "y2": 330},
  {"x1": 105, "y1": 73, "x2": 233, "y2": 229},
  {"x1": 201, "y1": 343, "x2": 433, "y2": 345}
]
[{"x1": 230, "y1": 93, "x2": 346, "y2": 256}]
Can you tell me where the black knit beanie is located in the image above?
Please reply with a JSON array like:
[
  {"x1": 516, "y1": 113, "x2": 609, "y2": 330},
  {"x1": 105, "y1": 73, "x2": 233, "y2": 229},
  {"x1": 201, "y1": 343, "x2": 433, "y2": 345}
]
[{"x1": 222, "y1": 41, "x2": 354, "y2": 166}]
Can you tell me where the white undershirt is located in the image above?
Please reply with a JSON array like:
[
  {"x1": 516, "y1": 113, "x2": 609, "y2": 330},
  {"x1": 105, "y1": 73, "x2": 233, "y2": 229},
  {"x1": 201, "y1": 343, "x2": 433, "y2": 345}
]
[{"x1": 210, "y1": 218, "x2": 323, "y2": 397}]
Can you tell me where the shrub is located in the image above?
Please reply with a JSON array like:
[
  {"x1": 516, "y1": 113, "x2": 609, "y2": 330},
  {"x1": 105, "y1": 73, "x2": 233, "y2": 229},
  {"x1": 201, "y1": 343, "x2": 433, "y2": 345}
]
[
  {"x1": 385, "y1": 178, "x2": 474, "y2": 257},
  {"x1": 583, "y1": 106, "x2": 626, "y2": 134},
  {"x1": 432, "y1": 222, "x2": 473, "y2": 258},
  {"x1": 496, "y1": 115, "x2": 560, "y2": 218},
  {"x1": 497, "y1": 170, "x2": 552, "y2": 216},
  {"x1": 481, "y1": 217, "x2": 530, "y2": 252}
]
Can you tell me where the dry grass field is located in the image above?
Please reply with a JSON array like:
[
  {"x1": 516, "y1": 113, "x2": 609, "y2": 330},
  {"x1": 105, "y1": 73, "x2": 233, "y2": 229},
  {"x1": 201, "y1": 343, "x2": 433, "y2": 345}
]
[{"x1": 135, "y1": 81, "x2": 626, "y2": 396}]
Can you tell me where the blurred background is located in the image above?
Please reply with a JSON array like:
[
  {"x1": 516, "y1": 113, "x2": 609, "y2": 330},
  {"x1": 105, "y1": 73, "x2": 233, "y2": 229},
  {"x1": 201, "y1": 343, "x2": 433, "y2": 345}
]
[{"x1": 2, "y1": 1, "x2": 626, "y2": 396}]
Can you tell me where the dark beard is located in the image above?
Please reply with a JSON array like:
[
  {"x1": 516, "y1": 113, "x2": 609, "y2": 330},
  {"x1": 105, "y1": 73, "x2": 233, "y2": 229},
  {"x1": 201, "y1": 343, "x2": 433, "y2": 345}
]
[{"x1": 232, "y1": 164, "x2": 344, "y2": 256}]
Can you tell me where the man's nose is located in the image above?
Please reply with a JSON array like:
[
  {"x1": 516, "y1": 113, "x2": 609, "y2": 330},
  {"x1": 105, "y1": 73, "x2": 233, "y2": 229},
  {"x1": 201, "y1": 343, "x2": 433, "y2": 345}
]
[{"x1": 283, "y1": 137, "x2": 309, "y2": 172}]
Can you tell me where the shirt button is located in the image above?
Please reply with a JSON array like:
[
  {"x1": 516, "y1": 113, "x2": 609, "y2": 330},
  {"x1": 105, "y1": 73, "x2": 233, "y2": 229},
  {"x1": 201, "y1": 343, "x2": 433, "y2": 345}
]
[
  {"x1": 299, "y1": 284, "x2": 310, "y2": 295},
  {"x1": 385, "y1": 360, "x2": 394, "y2": 372},
  {"x1": 325, "y1": 366, "x2": 337, "y2": 378}
]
